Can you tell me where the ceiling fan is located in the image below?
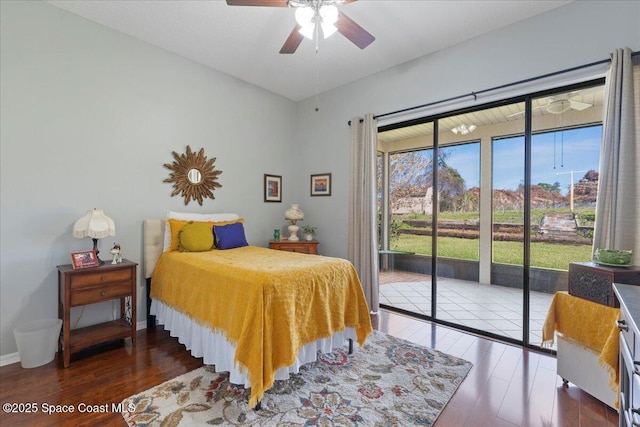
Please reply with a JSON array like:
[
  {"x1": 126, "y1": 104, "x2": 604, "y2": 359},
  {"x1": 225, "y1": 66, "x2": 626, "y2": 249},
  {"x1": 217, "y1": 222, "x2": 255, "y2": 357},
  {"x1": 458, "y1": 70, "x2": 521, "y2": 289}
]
[
  {"x1": 226, "y1": 0, "x2": 375, "y2": 54},
  {"x1": 508, "y1": 91, "x2": 594, "y2": 118}
]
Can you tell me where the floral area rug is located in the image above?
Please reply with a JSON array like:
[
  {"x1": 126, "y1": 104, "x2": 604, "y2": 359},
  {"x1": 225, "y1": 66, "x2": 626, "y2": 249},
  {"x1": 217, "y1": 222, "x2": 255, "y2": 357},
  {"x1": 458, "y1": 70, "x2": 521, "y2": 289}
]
[{"x1": 121, "y1": 330, "x2": 472, "y2": 426}]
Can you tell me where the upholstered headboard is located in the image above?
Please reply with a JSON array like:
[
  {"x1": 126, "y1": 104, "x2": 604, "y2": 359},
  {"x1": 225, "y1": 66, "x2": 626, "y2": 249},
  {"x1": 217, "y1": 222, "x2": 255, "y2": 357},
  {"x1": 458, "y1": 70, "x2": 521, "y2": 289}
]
[
  {"x1": 143, "y1": 213, "x2": 241, "y2": 279},
  {"x1": 143, "y1": 219, "x2": 164, "y2": 279}
]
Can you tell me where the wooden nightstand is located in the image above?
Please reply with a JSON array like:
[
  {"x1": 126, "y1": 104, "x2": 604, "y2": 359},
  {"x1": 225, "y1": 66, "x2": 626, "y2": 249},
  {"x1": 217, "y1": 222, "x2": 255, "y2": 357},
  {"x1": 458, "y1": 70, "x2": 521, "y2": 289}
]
[
  {"x1": 57, "y1": 259, "x2": 137, "y2": 367},
  {"x1": 269, "y1": 239, "x2": 319, "y2": 255}
]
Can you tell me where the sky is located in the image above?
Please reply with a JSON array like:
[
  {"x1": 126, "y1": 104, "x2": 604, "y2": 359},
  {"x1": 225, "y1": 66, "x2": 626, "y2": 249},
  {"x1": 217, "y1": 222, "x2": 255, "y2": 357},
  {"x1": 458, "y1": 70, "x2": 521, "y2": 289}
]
[{"x1": 444, "y1": 125, "x2": 602, "y2": 195}]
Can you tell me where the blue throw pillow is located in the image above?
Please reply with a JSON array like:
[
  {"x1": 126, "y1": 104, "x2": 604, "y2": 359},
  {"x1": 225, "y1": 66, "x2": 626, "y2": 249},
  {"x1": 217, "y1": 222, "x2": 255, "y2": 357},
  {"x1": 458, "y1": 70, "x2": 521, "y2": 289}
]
[{"x1": 214, "y1": 222, "x2": 248, "y2": 250}]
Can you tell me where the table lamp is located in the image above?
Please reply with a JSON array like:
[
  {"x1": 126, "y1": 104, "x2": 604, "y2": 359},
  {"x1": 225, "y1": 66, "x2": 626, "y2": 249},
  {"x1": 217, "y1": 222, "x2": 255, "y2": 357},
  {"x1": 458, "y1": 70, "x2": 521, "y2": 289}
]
[
  {"x1": 284, "y1": 204, "x2": 304, "y2": 241},
  {"x1": 73, "y1": 209, "x2": 115, "y2": 265}
]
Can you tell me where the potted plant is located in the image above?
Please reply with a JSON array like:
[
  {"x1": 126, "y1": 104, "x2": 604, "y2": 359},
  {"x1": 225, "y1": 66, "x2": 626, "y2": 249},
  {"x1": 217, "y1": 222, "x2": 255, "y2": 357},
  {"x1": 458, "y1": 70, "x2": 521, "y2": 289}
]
[{"x1": 301, "y1": 225, "x2": 317, "y2": 241}]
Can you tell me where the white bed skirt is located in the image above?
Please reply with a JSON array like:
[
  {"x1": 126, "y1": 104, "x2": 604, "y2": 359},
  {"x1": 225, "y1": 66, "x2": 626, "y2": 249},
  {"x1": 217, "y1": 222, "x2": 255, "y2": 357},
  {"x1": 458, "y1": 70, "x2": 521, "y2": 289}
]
[{"x1": 150, "y1": 299, "x2": 357, "y2": 387}]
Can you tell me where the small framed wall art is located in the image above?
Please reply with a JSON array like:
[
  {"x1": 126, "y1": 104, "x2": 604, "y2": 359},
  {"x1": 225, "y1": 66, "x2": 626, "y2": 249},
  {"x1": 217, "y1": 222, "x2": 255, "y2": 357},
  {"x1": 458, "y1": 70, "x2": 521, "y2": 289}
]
[
  {"x1": 310, "y1": 173, "x2": 331, "y2": 197},
  {"x1": 264, "y1": 174, "x2": 282, "y2": 202},
  {"x1": 70, "y1": 250, "x2": 99, "y2": 269}
]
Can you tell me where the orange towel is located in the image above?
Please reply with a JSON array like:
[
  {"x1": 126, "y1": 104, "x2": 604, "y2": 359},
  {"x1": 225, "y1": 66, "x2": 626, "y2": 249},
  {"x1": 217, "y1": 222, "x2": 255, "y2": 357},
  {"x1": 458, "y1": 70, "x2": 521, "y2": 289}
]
[{"x1": 542, "y1": 291, "x2": 620, "y2": 395}]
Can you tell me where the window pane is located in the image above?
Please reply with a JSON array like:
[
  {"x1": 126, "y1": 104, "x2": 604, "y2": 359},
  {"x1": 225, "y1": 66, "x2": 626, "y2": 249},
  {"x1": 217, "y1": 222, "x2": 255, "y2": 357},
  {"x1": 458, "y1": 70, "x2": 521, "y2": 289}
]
[
  {"x1": 389, "y1": 149, "x2": 434, "y2": 254},
  {"x1": 492, "y1": 135, "x2": 525, "y2": 267},
  {"x1": 529, "y1": 125, "x2": 601, "y2": 269},
  {"x1": 435, "y1": 111, "x2": 484, "y2": 333},
  {"x1": 378, "y1": 122, "x2": 434, "y2": 317},
  {"x1": 437, "y1": 142, "x2": 480, "y2": 261},
  {"x1": 528, "y1": 84, "x2": 604, "y2": 347}
]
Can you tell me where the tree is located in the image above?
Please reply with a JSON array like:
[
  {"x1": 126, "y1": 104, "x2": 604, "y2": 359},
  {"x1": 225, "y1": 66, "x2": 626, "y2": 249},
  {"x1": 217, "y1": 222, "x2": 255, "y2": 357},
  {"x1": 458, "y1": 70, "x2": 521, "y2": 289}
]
[
  {"x1": 537, "y1": 181, "x2": 562, "y2": 194},
  {"x1": 438, "y1": 164, "x2": 465, "y2": 212},
  {"x1": 387, "y1": 149, "x2": 467, "y2": 213},
  {"x1": 388, "y1": 150, "x2": 433, "y2": 212}
]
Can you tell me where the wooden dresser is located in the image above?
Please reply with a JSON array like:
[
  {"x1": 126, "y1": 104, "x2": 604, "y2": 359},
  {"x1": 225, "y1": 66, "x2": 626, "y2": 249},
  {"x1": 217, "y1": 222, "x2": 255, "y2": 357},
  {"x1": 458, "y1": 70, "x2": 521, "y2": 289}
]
[
  {"x1": 268, "y1": 239, "x2": 318, "y2": 255},
  {"x1": 614, "y1": 283, "x2": 640, "y2": 426},
  {"x1": 57, "y1": 259, "x2": 137, "y2": 367},
  {"x1": 568, "y1": 261, "x2": 640, "y2": 307}
]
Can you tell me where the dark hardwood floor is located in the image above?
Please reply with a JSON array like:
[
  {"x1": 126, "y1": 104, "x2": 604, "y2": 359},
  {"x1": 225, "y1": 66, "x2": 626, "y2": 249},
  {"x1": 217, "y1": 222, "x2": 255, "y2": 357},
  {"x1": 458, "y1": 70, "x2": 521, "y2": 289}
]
[{"x1": 0, "y1": 310, "x2": 617, "y2": 426}]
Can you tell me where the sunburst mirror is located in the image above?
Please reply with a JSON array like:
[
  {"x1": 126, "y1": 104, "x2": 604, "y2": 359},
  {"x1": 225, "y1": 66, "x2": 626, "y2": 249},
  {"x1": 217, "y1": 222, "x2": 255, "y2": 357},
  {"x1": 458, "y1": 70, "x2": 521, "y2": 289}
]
[{"x1": 163, "y1": 145, "x2": 222, "y2": 205}]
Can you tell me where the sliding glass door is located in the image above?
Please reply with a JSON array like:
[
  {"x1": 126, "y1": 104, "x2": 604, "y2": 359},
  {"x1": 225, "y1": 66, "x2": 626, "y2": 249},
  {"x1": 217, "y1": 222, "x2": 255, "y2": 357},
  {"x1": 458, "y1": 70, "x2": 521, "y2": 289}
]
[
  {"x1": 434, "y1": 111, "x2": 483, "y2": 332},
  {"x1": 527, "y1": 86, "x2": 604, "y2": 346},
  {"x1": 378, "y1": 122, "x2": 434, "y2": 318},
  {"x1": 377, "y1": 80, "x2": 604, "y2": 348},
  {"x1": 491, "y1": 129, "x2": 525, "y2": 341}
]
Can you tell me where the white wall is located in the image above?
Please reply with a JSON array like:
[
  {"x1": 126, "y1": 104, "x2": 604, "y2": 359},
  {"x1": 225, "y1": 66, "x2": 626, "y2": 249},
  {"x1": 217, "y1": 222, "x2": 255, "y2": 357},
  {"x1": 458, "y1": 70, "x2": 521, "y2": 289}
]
[
  {"x1": 0, "y1": 1, "x2": 296, "y2": 357},
  {"x1": 292, "y1": 0, "x2": 640, "y2": 259}
]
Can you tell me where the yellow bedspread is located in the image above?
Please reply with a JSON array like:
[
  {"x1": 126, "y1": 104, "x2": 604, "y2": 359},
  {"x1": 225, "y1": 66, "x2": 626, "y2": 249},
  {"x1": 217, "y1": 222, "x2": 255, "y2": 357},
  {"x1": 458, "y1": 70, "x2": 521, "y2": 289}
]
[
  {"x1": 542, "y1": 291, "x2": 620, "y2": 393},
  {"x1": 150, "y1": 246, "x2": 373, "y2": 407}
]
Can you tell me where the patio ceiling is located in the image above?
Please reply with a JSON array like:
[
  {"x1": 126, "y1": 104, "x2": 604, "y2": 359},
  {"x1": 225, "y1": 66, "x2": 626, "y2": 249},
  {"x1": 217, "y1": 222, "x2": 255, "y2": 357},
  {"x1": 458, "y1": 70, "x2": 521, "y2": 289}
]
[{"x1": 378, "y1": 84, "x2": 605, "y2": 144}]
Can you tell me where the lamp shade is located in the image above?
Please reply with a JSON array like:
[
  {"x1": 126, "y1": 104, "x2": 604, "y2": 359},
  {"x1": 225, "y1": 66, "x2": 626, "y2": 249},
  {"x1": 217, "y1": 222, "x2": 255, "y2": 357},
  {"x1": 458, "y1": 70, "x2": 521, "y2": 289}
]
[
  {"x1": 284, "y1": 204, "x2": 304, "y2": 222},
  {"x1": 298, "y1": 24, "x2": 315, "y2": 40},
  {"x1": 73, "y1": 209, "x2": 116, "y2": 239},
  {"x1": 295, "y1": 6, "x2": 315, "y2": 27},
  {"x1": 319, "y1": 4, "x2": 338, "y2": 25},
  {"x1": 321, "y1": 21, "x2": 337, "y2": 38}
]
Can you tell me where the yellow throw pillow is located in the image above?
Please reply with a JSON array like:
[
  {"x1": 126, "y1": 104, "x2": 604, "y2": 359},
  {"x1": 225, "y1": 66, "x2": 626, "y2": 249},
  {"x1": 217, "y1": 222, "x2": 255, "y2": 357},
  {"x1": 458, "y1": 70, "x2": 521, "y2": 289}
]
[
  {"x1": 168, "y1": 218, "x2": 244, "y2": 251},
  {"x1": 178, "y1": 222, "x2": 214, "y2": 252}
]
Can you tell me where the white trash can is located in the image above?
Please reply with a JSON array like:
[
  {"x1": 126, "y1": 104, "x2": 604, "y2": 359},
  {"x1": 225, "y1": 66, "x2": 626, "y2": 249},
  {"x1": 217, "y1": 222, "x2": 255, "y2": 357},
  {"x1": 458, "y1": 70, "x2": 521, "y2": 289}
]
[{"x1": 13, "y1": 319, "x2": 62, "y2": 368}]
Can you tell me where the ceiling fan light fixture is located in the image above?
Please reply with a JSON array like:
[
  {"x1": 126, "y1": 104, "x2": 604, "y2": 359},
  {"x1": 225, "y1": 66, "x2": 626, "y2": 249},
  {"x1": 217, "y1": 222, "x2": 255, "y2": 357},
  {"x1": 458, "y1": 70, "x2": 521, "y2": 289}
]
[
  {"x1": 298, "y1": 23, "x2": 315, "y2": 40},
  {"x1": 319, "y1": 4, "x2": 338, "y2": 25},
  {"x1": 228, "y1": 0, "x2": 374, "y2": 54},
  {"x1": 295, "y1": 6, "x2": 315, "y2": 27},
  {"x1": 321, "y1": 21, "x2": 337, "y2": 38},
  {"x1": 295, "y1": 3, "x2": 339, "y2": 41},
  {"x1": 451, "y1": 124, "x2": 476, "y2": 135}
]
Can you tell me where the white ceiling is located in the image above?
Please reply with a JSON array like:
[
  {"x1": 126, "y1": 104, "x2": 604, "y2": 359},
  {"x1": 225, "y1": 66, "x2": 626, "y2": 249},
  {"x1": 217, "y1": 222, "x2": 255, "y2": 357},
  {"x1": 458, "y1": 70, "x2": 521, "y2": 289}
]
[{"x1": 45, "y1": 0, "x2": 573, "y2": 101}]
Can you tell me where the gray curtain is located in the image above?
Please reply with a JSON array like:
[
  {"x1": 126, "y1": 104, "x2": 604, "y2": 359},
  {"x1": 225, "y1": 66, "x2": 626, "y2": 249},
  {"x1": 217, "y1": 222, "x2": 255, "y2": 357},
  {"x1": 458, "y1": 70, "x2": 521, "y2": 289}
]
[
  {"x1": 348, "y1": 113, "x2": 379, "y2": 313},
  {"x1": 593, "y1": 47, "x2": 640, "y2": 260}
]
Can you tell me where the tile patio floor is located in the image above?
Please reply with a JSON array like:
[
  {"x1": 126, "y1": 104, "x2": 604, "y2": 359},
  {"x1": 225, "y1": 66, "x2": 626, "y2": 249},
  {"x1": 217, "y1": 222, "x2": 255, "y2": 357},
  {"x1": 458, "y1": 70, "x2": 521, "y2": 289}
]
[{"x1": 379, "y1": 270, "x2": 555, "y2": 346}]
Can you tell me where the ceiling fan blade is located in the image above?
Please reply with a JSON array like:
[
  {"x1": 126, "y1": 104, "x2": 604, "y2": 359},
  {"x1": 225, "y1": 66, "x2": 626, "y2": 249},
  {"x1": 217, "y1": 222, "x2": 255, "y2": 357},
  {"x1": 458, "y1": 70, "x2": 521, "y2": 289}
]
[
  {"x1": 336, "y1": 11, "x2": 374, "y2": 49},
  {"x1": 569, "y1": 100, "x2": 593, "y2": 111},
  {"x1": 226, "y1": 0, "x2": 289, "y2": 6},
  {"x1": 280, "y1": 25, "x2": 304, "y2": 54}
]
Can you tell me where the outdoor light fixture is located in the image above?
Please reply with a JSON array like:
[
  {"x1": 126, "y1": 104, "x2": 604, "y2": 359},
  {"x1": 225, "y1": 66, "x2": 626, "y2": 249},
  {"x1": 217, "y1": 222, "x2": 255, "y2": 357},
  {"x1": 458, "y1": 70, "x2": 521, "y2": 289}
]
[{"x1": 451, "y1": 124, "x2": 477, "y2": 135}]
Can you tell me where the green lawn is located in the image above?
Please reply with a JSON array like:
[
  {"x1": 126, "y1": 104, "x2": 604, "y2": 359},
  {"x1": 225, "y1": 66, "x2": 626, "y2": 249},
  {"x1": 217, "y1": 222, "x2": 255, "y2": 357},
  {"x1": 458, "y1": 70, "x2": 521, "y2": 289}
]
[{"x1": 390, "y1": 234, "x2": 592, "y2": 270}]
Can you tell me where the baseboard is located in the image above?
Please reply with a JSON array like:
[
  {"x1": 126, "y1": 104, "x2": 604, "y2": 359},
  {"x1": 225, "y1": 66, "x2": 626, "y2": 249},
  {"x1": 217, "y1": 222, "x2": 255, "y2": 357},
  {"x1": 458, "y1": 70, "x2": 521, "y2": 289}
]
[
  {"x1": 0, "y1": 352, "x2": 20, "y2": 367},
  {"x1": 1, "y1": 321, "x2": 148, "y2": 368}
]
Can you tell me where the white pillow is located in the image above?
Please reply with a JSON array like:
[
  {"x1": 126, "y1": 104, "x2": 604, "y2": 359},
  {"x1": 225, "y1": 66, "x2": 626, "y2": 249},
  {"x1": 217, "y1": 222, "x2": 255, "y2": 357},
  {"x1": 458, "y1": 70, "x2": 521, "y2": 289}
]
[{"x1": 163, "y1": 211, "x2": 240, "y2": 252}]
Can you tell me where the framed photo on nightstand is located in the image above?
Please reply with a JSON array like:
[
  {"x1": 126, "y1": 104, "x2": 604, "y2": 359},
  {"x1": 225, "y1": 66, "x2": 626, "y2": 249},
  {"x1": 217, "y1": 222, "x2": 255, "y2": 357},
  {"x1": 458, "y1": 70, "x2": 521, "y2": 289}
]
[{"x1": 70, "y1": 250, "x2": 99, "y2": 269}]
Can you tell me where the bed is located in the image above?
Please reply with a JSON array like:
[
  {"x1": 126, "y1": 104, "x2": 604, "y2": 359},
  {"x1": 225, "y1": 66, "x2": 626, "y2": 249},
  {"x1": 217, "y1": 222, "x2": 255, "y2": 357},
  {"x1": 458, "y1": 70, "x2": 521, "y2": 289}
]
[{"x1": 143, "y1": 216, "x2": 373, "y2": 407}]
